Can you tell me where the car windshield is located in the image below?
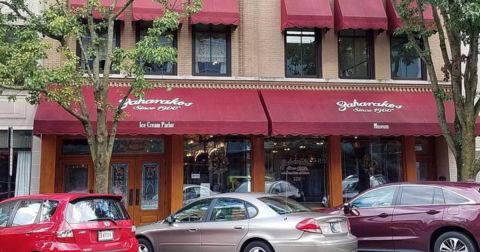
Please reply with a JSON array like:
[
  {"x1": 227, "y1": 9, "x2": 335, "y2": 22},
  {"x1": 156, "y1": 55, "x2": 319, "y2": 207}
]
[
  {"x1": 259, "y1": 196, "x2": 311, "y2": 215},
  {"x1": 66, "y1": 198, "x2": 128, "y2": 224}
]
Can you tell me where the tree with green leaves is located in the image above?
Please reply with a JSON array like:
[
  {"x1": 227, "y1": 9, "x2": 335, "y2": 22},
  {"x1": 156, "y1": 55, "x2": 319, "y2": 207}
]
[
  {"x1": 0, "y1": 0, "x2": 201, "y2": 193},
  {"x1": 394, "y1": 0, "x2": 480, "y2": 180}
]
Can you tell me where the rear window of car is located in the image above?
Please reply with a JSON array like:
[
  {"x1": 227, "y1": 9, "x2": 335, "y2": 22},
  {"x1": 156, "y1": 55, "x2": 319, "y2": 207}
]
[
  {"x1": 443, "y1": 189, "x2": 470, "y2": 204},
  {"x1": 65, "y1": 198, "x2": 128, "y2": 223},
  {"x1": 259, "y1": 196, "x2": 310, "y2": 215}
]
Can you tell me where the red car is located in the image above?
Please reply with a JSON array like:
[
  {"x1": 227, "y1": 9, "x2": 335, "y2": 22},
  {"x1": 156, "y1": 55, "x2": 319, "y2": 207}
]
[
  {"x1": 339, "y1": 182, "x2": 480, "y2": 252},
  {"x1": 0, "y1": 193, "x2": 138, "y2": 252}
]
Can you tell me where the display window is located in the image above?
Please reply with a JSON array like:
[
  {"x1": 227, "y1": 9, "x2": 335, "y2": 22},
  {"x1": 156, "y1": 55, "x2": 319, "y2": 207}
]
[
  {"x1": 183, "y1": 136, "x2": 251, "y2": 206},
  {"x1": 342, "y1": 137, "x2": 403, "y2": 201},
  {"x1": 264, "y1": 138, "x2": 328, "y2": 206}
]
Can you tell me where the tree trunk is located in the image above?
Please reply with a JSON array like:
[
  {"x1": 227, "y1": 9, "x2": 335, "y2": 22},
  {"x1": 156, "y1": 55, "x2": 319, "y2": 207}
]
[{"x1": 457, "y1": 119, "x2": 477, "y2": 181}]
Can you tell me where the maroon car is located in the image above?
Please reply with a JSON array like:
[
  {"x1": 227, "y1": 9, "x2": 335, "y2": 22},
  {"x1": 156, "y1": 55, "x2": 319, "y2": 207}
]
[{"x1": 339, "y1": 182, "x2": 480, "y2": 252}]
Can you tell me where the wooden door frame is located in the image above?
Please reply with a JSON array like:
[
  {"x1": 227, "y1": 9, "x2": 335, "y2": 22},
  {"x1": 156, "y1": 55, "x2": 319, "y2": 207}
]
[{"x1": 133, "y1": 156, "x2": 166, "y2": 225}]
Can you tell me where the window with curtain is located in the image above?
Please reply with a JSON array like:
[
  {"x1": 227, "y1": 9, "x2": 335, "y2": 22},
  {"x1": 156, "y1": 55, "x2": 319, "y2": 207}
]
[
  {"x1": 77, "y1": 22, "x2": 120, "y2": 72},
  {"x1": 193, "y1": 25, "x2": 230, "y2": 76},
  {"x1": 338, "y1": 30, "x2": 374, "y2": 79},
  {"x1": 285, "y1": 30, "x2": 321, "y2": 78},
  {"x1": 137, "y1": 22, "x2": 177, "y2": 75},
  {"x1": 341, "y1": 137, "x2": 403, "y2": 202},
  {"x1": 0, "y1": 130, "x2": 32, "y2": 200},
  {"x1": 391, "y1": 36, "x2": 425, "y2": 80}
]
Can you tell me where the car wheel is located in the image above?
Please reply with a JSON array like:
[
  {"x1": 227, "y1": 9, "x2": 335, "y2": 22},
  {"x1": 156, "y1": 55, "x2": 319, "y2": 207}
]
[
  {"x1": 243, "y1": 241, "x2": 273, "y2": 252},
  {"x1": 138, "y1": 237, "x2": 154, "y2": 252},
  {"x1": 434, "y1": 231, "x2": 477, "y2": 252}
]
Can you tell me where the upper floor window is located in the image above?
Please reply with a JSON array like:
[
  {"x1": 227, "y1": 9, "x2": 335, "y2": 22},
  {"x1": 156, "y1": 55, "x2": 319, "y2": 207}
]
[
  {"x1": 77, "y1": 22, "x2": 121, "y2": 72},
  {"x1": 391, "y1": 36, "x2": 426, "y2": 80},
  {"x1": 285, "y1": 30, "x2": 321, "y2": 78},
  {"x1": 193, "y1": 25, "x2": 231, "y2": 76},
  {"x1": 338, "y1": 30, "x2": 374, "y2": 79},
  {"x1": 136, "y1": 22, "x2": 177, "y2": 75}
]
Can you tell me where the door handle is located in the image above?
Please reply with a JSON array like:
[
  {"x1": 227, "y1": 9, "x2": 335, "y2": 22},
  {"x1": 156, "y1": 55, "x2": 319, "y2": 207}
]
[
  {"x1": 188, "y1": 228, "x2": 198, "y2": 232},
  {"x1": 427, "y1": 210, "x2": 441, "y2": 215},
  {"x1": 135, "y1": 189, "x2": 140, "y2": 206},
  {"x1": 234, "y1": 225, "x2": 245, "y2": 230},
  {"x1": 128, "y1": 189, "x2": 133, "y2": 206},
  {"x1": 378, "y1": 213, "x2": 390, "y2": 218}
]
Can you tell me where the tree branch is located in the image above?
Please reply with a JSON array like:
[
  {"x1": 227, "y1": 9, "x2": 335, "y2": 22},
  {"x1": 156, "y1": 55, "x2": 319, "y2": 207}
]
[
  {"x1": 113, "y1": 0, "x2": 134, "y2": 20},
  {"x1": 432, "y1": 7, "x2": 451, "y2": 73},
  {"x1": 77, "y1": 37, "x2": 96, "y2": 83},
  {"x1": 0, "y1": 1, "x2": 30, "y2": 20}
]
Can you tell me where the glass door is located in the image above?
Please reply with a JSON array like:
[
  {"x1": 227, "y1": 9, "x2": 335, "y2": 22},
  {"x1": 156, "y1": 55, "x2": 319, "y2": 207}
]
[
  {"x1": 110, "y1": 156, "x2": 165, "y2": 225},
  {"x1": 133, "y1": 157, "x2": 165, "y2": 225},
  {"x1": 110, "y1": 159, "x2": 135, "y2": 216}
]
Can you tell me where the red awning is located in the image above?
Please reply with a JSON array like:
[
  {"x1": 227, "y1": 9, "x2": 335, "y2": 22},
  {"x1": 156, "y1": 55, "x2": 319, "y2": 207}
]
[
  {"x1": 132, "y1": 0, "x2": 183, "y2": 21},
  {"x1": 386, "y1": 0, "x2": 434, "y2": 31},
  {"x1": 261, "y1": 90, "x2": 478, "y2": 136},
  {"x1": 281, "y1": 0, "x2": 334, "y2": 31},
  {"x1": 34, "y1": 88, "x2": 268, "y2": 136},
  {"x1": 334, "y1": 0, "x2": 388, "y2": 30},
  {"x1": 190, "y1": 0, "x2": 239, "y2": 26},
  {"x1": 70, "y1": 0, "x2": 126, "y2": 20}
]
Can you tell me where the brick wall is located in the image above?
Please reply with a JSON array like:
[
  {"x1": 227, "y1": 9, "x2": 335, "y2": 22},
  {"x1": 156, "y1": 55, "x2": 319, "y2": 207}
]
[{"x1": 43, "y1": 0, "x2": 447, "y2": 82}]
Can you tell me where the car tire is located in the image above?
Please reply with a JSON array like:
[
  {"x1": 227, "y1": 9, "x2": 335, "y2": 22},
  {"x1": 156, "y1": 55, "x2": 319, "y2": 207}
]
[
  {"x1": 243, "y1": 240, "x2": 273, "y2": 252},
  {"x1": 138, "y1": 237, "x2": 154, "y2": 252},
  {"x1": 434, "y1": 231, "x2": 477, "y2": 252}
]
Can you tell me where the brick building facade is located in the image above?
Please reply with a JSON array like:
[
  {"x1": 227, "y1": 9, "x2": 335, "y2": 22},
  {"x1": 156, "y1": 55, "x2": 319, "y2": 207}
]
[{"x1": 35, "y1": 0, "x2": 461, "y2": 225}]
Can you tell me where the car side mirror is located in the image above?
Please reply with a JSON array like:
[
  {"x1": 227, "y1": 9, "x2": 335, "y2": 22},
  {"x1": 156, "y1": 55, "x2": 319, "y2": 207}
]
[
  {"x1": 343, "y1": 202, "x2": 351, "y2": 214},
  {"x1": 165, "y1": 216, "x2": 175, "y2": 225}
]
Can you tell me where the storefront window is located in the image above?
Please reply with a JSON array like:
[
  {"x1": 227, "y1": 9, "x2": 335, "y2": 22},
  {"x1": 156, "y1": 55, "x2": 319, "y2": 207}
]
[
  {"x1": 184, "y1": 136, "x2": 251, "y2": 206},
  {"x1": 342, "y1": 137, "x2": 403, "y2": 201},
  {"x1": 264, "y1": 138, "x2": 328, "y2": 206},
  {"x1": 0, "y1": 130, "x2": 32, "y2": 201}
]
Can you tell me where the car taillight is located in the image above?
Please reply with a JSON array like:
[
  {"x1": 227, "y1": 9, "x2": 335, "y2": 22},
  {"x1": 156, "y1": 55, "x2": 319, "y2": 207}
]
[
  {"x1": 296, "y1": 218, "x2": 322, "y2": 233},
  {"x1": 131, "y1": 225, "x2": 136, "y2": 237},
  {"x1": 56, "y1": 222, "x2": 75, "y2": 243}
]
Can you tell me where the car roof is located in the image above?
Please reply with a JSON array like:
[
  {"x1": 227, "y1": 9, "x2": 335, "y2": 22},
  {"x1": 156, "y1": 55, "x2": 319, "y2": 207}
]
[
  {"x1": 0, "y1": 193, "x2": 122, "y2": 203},
  {"x1": 206, "y1": 192, "x2": 277, "y2": 201},
  {"x1": 381, "y1": 181, "x2": 480, "y2": 189}
]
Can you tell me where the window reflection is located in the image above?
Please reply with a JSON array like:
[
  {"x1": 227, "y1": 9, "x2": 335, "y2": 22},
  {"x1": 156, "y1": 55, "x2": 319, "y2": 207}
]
[
  {"x1": 264, "y1": 138, "x2": 328, "y2": 206},
  {"x1": 342, "y1": 138, "x2": 403, "y2": 201},
  {"x1": 183, "y1": 136, "x2": 251, "y2": 206}
]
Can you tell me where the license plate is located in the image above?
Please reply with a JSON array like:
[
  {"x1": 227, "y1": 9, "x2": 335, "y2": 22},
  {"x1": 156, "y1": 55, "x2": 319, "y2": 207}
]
[
  {"x1": 329, "y1": 222, "x2": 342, "y2": 233},
  {"x1": 98, "y1": 230, "x2": 114, "y2": 241}
]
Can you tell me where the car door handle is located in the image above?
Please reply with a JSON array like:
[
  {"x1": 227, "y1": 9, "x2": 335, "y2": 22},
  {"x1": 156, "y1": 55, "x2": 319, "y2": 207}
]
[
  {"x1": 427, "y1": 210, "x2": 441, "y2": 215},
  {"x1": 234, "y1": 225, "x2": 245, "y2": 230},
  {"x1": 188, "y1": 228, "x2": 198, "y2": 232},
  {"x1": 378, "y1": 213, "x2": 390, "y2": 218}
]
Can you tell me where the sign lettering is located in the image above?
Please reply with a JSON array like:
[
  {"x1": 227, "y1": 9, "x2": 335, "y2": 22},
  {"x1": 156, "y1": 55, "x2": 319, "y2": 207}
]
[{"x1": 337, "y1": 99, "x2": 403, "y2": 113}]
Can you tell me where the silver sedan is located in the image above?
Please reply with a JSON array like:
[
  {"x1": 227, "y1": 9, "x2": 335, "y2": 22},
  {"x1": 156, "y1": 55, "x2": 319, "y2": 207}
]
[{"x1": 136, "y1": 193, "x2": 357, "y2": 252}]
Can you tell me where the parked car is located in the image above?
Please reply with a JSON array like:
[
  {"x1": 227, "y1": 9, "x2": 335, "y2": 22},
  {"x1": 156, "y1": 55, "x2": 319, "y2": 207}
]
[
  {"x1": 337, "y1": 182, "x2": 480, "y2": 252},
  {"x1": 235, "y1": 180, "x2": 303, "y2": 200},
  {"x1": 183, "y1": 184, "x2": 218, "y2": 206},
  {"x1": 342, "y1": 174, "x2": 388, "y2": 200},
  {"x1": 0, "y1": 193, "x2": 138, "y2": 252},
  {"x1": 136, "y1": 193, "x2": 357, "y2": 252}
]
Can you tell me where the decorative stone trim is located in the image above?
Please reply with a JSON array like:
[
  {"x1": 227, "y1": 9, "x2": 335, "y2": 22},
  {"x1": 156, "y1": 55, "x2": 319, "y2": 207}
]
[{"x1": 106, "y1": 78, "x2": 451, "y2": 93}]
